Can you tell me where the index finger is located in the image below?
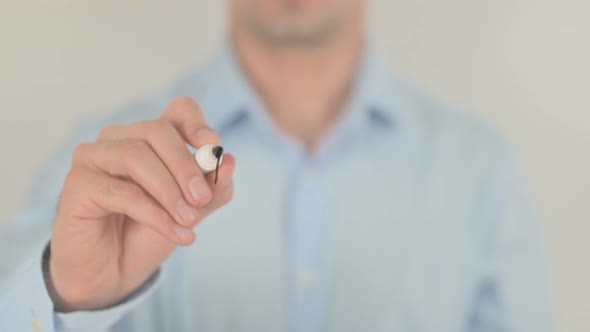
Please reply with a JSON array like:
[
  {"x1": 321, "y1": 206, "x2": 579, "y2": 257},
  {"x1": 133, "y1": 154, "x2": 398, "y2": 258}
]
[{"x1": 160, "y1": 96, "x2": 221, "y2": 148}]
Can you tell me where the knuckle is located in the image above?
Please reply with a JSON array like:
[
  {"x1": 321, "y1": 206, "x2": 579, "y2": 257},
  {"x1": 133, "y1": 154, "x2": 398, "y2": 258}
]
[
  {"x1": 98, "y1": 125, "x2": 119, "y2": 140},
  {"x1": 102, "y1": 180, "x2": 120, "y2": 199},
  {"x1": 122, "y1": 140, "x2": 150, "y2": 161},
  {"x1": 146, "y1": 119, "x2": 172, "y2": 134},
  {"x1": 71, "y1": 143, "x2": 92, "y2": 163},
  {"x1": 109, "y1": 181, "x2": 141, "y2": 202},
  {"x1": 172, "y1": 96, "x2": 199, "y2": 110},
  {"x1": 63, "y1": 167, "x2": 86, "y2": 189},
  {"x1": 145, "y1": 120, "x2": 176, "y2": 142}
]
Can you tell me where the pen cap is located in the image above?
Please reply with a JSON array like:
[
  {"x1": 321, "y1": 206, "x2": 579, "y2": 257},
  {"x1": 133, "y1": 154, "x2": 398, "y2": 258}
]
[{"x1": 194, "y1": 144, "x2": 224, "y2": 174}]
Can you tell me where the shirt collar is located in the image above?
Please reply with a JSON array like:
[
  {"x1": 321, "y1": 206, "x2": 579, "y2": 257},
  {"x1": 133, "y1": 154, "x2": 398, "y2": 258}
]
[
  {"x1": 191, "y1": 40, "x2": 403, "y2": 134},
  {"x1": 347, "y1": 45, "x2": 405, "y2": 132}
]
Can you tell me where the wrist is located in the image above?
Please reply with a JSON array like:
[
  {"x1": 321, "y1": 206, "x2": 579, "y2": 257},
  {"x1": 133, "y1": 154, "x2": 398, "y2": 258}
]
[{"x1": 42, "y1": 243, "x2": 102, "y2": 312}]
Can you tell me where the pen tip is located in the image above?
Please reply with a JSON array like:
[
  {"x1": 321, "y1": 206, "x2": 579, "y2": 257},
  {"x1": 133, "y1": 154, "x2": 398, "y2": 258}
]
[{"x1": 212, "y1": 146, "x2": 224, "y2": 159}]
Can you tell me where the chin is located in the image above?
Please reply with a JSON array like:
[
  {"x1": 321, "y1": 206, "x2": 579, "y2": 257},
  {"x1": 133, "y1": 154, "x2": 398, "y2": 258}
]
[{"x1": 234, "y1": 0, "x2": 359, "y2": 46}]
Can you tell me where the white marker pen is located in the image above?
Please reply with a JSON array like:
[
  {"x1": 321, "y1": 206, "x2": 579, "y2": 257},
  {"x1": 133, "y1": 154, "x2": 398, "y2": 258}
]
[{"x1": 194, "y1": 143, "x2": 224, "y2": 183}]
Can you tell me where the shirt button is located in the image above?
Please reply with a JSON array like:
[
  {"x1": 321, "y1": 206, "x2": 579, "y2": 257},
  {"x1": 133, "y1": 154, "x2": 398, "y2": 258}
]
[
  {"x1": 299, "y1": 269, "x2": 318, "y2": 288},
  {"x1": 32, "y1": 319, "x2": 44, "y2": 332}
]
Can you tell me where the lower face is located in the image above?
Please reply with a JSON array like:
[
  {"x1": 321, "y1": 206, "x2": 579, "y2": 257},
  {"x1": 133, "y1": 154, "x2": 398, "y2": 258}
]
[{"x1": 230, "y1": 0, "x2": 365, "y2": 46}]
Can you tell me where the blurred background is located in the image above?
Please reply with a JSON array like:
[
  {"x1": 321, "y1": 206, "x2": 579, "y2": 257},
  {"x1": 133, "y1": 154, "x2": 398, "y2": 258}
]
[{"x1": 0, "y1": 1, "x2": 588, "y2": 331}]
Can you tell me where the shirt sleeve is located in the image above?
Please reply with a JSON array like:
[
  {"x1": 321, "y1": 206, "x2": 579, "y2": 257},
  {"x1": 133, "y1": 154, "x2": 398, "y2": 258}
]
[
  {"x1": 0, "y1": 241, "x2": 161, "y2": 332},
  {"x1": 468, "y1": 140, "x2": 555, "y2": 332}
]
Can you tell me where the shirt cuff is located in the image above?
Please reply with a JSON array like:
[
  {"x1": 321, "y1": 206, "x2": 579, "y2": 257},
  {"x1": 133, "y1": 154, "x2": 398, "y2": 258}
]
[
  {"x1": 0, "y1": 244, "x2": 55, "y2": 332},
  {"x1": 47, "y1": 246, "x2": 162, "y2": 332}
]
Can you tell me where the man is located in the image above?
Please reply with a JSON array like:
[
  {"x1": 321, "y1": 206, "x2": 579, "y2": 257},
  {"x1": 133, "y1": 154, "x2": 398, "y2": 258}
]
[{"x1": 0, "y1": 1, "x2": 554, "y2": 331}]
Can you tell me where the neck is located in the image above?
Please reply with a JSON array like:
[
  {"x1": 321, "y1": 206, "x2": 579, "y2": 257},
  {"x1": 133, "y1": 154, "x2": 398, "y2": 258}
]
[{"x1": 231, "y1": 19, "x2": 365, "y2": 151}]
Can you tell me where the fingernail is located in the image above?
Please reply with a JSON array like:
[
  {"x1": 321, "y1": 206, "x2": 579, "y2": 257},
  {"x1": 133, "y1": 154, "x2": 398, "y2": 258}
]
[
  {"x1": 189, "y1": 177, "x2": 212, "y2": 205},
  {"x1": 177, "y1": 200, "x2": 198, "y2": 224},
  {"x1": 194, "y1": 128, "x2": 216, "y2": 142},
  {"x1": 173, "y1": 225, "x2": 194, "y2": 244},
  {"x1": 193, "y1": 128, "x2": 221, "y2": 149}
]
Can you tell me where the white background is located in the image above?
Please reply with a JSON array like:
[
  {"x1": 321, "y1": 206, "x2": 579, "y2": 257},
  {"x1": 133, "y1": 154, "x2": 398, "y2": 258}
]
[{"x1": 0, "y1": 1, "x2": 588, "y2": 330}]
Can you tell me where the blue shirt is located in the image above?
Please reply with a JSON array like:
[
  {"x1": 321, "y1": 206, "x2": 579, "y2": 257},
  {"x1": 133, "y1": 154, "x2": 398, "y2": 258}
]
[{"x1": 0, "y1": 43, "x2": 554, "y2": 332}]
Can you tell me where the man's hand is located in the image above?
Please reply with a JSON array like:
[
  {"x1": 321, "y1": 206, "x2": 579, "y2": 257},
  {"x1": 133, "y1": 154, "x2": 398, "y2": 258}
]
[{"x1": 47, "y1": 97, "x2": 235, "y2": 312}]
